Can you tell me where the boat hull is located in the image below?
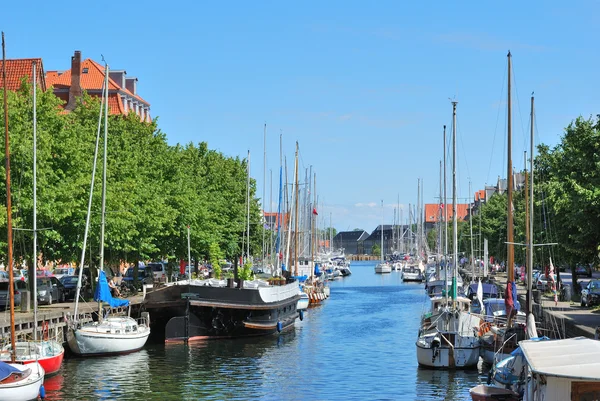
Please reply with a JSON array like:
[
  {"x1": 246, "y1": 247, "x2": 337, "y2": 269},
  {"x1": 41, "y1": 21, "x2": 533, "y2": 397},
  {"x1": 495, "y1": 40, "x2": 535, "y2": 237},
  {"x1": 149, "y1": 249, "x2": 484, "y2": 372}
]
[
  {"x1": 68, "y1": 325, "x2": 150, "y2": 356},
  {"x1": 297, "y1": 295, "x2": 309, "y2": 311},
  {"x1": 1, "y1": 340, "x2": 64, "y2": 376},
  {"x1": 145, "y1": 281, "x2": 301, "y2": 341},
  {"x1": 0, "y1": 362, "x2": 44, "y2": 401},
  {"x1": 374, "y1": 266, "x2": 392, "y2": 274},
  {"x1": 416, "y1": 343, "x2": 480, "y2": 368}
]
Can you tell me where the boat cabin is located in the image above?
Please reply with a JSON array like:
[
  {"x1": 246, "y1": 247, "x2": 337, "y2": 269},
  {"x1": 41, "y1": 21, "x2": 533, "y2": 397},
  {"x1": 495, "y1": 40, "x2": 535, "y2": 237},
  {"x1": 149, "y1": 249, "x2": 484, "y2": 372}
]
[{"x1": 520, "y1": 337, "x2": 600, "y2": 401}]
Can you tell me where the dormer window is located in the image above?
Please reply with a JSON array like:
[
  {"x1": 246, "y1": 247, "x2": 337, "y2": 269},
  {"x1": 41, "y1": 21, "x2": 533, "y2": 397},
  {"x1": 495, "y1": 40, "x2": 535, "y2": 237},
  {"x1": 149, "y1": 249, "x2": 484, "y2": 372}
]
[{"x1": 82, "y1": 68, "x2": 89, "y2": 73}]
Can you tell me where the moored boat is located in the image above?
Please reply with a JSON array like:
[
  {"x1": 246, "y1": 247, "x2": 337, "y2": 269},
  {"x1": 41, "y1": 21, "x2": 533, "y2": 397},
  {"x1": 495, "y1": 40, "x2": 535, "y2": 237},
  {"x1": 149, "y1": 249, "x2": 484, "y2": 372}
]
[
  {"x1": 145, "y1": 278, "x2": 300, "y2": 341},
  {"x1": 1, "y1": 340, "x2": 63, "y2": 376},
  {"x1": 0, "y1": 361, "x2": 45, "y2": 401},
  {"x1": 374, "y1": 263, "x2": 392, "y2": 274}
]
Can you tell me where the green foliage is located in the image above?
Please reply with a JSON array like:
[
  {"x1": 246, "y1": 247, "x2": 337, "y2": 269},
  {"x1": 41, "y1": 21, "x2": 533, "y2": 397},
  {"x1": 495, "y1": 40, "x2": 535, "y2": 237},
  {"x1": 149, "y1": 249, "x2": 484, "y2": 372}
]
[
  {"x1": 0, "y1": 86, "x2": 263, "y2": 270},
  {"x1": 372, "y1": 243, "x2": 381, "y2": 256},
  {"x1": 209, "y1": 242, "x2": 223, "y2": 279},
  {"x1": 238, "y1": 261, "x2": 254, "y2": 281}
]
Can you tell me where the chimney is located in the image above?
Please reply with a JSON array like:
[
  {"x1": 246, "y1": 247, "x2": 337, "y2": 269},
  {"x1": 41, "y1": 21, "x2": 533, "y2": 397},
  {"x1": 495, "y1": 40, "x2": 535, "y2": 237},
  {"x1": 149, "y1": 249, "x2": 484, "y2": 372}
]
[{"x1": 65, "y1": 50, "x2": 82, "y2": 111}]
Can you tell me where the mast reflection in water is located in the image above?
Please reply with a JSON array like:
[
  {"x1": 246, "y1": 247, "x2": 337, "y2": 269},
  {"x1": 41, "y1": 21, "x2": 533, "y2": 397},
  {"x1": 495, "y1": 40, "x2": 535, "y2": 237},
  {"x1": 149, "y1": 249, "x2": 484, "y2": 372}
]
[{"x1": 47, "y1": 262, "x2": 484, "y2": 400}]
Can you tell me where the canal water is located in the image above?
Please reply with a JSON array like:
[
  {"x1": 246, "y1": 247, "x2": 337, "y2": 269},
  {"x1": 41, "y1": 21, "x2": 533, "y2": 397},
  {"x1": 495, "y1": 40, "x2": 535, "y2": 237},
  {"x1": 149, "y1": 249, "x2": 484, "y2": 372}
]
[{"x1": 44, "y1": 261, "x2": 484, "y2": 400}]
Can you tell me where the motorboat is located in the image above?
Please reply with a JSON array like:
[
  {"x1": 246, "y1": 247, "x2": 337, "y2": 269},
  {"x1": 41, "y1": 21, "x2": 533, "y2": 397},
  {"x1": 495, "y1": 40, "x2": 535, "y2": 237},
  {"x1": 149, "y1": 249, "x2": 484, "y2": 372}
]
[{"x1": 374, "y1": 263, "x2": 392, "y2": 274}]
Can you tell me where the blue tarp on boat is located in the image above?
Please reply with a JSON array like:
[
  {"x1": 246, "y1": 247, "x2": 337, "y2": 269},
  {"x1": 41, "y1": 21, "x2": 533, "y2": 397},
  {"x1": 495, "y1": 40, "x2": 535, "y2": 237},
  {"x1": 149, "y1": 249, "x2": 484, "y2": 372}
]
[
  {"x1": 292, "y1": 275, "x2": 308, "y2": 282},
  {"x1": 0, "y1": 361, "x2": 21, "y2": 381},
  {"x1": 94, "y1": 270, "x2": 129, "y2": 308}
]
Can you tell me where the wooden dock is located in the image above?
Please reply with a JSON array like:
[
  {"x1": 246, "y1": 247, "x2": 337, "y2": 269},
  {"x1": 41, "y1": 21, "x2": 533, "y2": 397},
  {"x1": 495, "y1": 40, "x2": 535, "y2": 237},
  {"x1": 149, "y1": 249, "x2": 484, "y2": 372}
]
[{"x1": 0, "y1": 295, "x2": 145, "y2": 344}]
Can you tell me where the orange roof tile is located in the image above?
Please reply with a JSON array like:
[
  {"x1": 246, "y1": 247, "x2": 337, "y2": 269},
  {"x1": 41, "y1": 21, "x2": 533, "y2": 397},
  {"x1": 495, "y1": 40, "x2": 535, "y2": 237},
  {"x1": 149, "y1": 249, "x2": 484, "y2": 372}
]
[
  {"x1": 424, "y1": 203, "x2": 469, "y2": 223},
  {"x1": 46, "y1": 58, "x2": 148, "y2": 105},
  {"x1": 0, "y1": 58, "x2": 46, "y2": 91}
]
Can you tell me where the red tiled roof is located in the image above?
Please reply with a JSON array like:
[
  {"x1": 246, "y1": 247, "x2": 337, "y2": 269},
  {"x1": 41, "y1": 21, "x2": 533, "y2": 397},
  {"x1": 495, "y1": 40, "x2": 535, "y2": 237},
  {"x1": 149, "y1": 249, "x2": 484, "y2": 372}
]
[
  {"x1": 107, "y1": 93, "x2": 125, "y2": 115},
  {"x1": 0, "y1": 58, "x2": 46, "y2": 91},
  {"x1": 474, "y1": 189, "x2": 486, "y2": 202},
  {"x1": 424, "y1": 203, "x2": 469, "y2": 223},
  {"x1": 46, "y1": 58, "x2": 148, "y2": 105}
]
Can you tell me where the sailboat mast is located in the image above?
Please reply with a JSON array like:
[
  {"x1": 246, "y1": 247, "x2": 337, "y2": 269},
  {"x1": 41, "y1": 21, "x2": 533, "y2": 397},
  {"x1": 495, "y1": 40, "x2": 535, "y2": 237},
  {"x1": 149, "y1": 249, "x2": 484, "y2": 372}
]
[
  {"x1": 99, "y1": 64, "x2": 109, "y2": 276},
  {"x1": 32, "y1": 60, "x2": 38, "y2": 341},
  {"x1": 269, "y1": 168, "x2": 273, "y2": 272},
  {"x1": 452, "y1": 101, "x2": 458, "y2": 301},
  {"x1": 417, "y1": 179, "x2": 420, "y2": 258},
  {"x1": 524, "y1": 150, "x2": 529, "y2": 291},
  {"x1": 469, "y1": 181, "x2": 475, "y2": 281},
  {"x1": 381, "y1": 200, "x2": 384, "y2": 263},
  {"x1": 2, "y1": 32, "x2": 16, "y2": 361},
  {"x1": 74, "y1": 66, "x2": 106, "y2": 321},
  {"x1": 246, "y1": 150, "x2": 251, "y2": 263},
  {"x1": 443, "y1": 125, "x2": 448, "y2": 285},
  {"x1": 437, "y1": 160, "x2": 442, "y2": 276},
  {"x1": 98, "y1": 63, "x2": 109, "y2": 318},
  {"x1": 294, "y1": 142, "x2": 299, "y2": 276},
  {"x1": 528, "y1": 94, "x2": 535, "y2": 315},
  {"x1": 262, "y1": 124, "x2": 266, "y2": 268},
  {"x1": 311, "y1": 173, "x2": 316, "y2": 281},
  {"x1": 507, "y1": 52, "x2": 514, "y2": 284}
]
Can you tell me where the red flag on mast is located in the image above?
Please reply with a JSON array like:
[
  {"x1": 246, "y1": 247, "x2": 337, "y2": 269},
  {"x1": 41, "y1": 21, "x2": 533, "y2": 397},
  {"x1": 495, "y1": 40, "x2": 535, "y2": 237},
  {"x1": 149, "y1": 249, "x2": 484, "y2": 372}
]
[{"x1": 312, "y1": 208, "x2": 318, "y2": 216}]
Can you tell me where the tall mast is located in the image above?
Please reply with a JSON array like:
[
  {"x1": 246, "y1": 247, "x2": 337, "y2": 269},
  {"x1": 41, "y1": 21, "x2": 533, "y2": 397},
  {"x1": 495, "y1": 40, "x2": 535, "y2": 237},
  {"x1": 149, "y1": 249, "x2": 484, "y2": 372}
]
[
  {"x1": 528, "y1": 94, "x2": 535, "y2": 315},
  {"x1": 452, "y1": 101, "x2": 458, "y2": 301},
  {"x1": 311, "y1": 173, "x2": 316, "y2": 281},
  {"x1": 246, "y1": 150, "x2": 251, "y2": 262},
  {"x1": 74, "y1": 61, "x2": 106, "y2": 321},
  {"x1": 443, "y1": 125, "x2": 448, "y2": 284},
  {"x1": 438, "y1": 160, "x2": 442, "y2": 276},
  {"x1": 269, "y1": 168, "x2": 273, "y2": 272},
  {"x1": 97, "y1": 63, "x2": 109, "y2": 319},
  {"x1": 507, "y1": 52, "x2": 514, "y2": 285},
  {"x1": 2, "y1": 32, "x2": 16, "y2": 361},
  {"x1": 469, "y1": 181, "x2": 475, "y2": 281},
  {"x1": 32, "y1": 60, "x2": 38, "y2": 341},
  {"x1": 293, "y1": 142, "x2": 299, "y2": 276},
  {"x1": 381, "y1": 200, "x2": 384, "y2": 263},
  {"x1": 262, "y1": 123, "x2": 266, "y2": 268},
  {"x1": 417, "y1": 179, "x2": 420, "y2": 258}
]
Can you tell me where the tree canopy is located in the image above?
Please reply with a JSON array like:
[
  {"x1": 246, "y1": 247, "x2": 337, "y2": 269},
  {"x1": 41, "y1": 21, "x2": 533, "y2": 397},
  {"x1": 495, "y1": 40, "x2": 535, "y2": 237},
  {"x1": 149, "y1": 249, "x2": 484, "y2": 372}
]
[{"x1": 0, "y1": 83, "x2": 264, "y2": 272}]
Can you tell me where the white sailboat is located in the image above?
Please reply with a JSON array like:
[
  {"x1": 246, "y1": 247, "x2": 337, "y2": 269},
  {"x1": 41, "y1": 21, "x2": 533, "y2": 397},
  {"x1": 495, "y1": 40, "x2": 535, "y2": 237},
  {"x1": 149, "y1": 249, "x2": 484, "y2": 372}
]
[
  {"x1": 67, "y1": 62, "x2": 150, "y2": 356},
  {"x1": 415, "y1": 101, "x2": 482, "y2": 369},
  {"x1": 375, "y1": 201, "x2": 391, "y2": 274},
  {"x1": 0, "y1": 32, "x2": 45, "y2": 399}
]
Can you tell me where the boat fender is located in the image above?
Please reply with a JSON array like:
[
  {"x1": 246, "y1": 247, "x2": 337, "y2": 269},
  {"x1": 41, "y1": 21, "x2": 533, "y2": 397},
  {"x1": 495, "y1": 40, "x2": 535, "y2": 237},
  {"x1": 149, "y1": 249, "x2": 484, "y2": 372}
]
[
  {"x1": 277, "y1": 321, "x2": 283, "y2": 332},
  {"x1": 40, "y1": 384, "x2": 46, "y2": 400},
  {"x1": 299, "y1": 310, "x2": 304, "y2": 321}
]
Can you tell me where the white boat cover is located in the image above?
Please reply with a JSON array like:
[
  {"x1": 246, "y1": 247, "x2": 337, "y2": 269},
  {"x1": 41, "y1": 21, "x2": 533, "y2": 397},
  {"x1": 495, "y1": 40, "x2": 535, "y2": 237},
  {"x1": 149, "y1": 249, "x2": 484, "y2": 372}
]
[{"x1": 519, "y1": 337, "x2": 600, "y2": 381}]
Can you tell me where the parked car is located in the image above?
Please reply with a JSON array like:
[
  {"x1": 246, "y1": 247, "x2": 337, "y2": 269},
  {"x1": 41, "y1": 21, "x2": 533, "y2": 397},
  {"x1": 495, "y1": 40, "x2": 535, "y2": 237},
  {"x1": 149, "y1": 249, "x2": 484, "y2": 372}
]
[
  {"x1": 37, "y1": 277, "x2": 66, "y2": 305},
  {"x1": 0, "y1": 271, "x2": 8, "y2": 281},
  {"x1": 123, "y1": 266, "x2": 154, "y2": 290},
  {"x1": 60, "y1": 275, "x2": 87, "y2": 301},
  {"x1": 0, "y1": 280, "x2": 27, "y2": 309},
  {"x1": 536, "y1": 273, "x2": 552, "y2": 292},
  {"x1": 147, "y1": 262, "x2": 167, "y2": 282},
  {"x1": 581, "y1": 279, "x2": 600, "y2": 308},
  {"x1": 52, "y1": 267, "x2": 71, "y2": 280},
  {"x1": 575, "y1": 264, "x2": 593, "y2": 278}
]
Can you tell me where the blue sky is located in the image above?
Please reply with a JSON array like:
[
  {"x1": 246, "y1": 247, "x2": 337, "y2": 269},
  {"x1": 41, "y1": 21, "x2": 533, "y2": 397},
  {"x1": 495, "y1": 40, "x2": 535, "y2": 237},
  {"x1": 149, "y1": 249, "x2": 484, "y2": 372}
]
[{"x1": 3, "y1": 1, "x2": 599, "y2": 233}]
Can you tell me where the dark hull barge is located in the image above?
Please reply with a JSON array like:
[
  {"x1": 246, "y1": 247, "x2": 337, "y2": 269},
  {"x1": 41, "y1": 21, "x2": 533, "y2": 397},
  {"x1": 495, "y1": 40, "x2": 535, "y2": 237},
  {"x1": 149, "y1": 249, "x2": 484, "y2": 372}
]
[{"x1": 143, "y1": 279, "x2": 301, "y2": 342}]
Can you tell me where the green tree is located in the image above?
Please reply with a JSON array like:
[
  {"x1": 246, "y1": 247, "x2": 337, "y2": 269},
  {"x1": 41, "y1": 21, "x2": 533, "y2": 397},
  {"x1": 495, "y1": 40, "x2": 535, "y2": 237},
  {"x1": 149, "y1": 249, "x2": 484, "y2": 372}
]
[{"x1": 372, "y1": 243, "x2": 381, "y2": 256}]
